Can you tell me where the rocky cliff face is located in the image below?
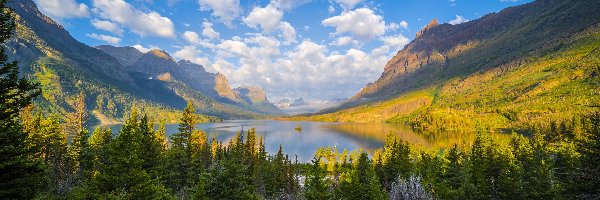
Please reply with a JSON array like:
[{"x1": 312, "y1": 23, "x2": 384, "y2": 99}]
[
  {"x1": 130, "y1": 49, "x2": 179, "y2": 76},
  {"x1": 235, "y1": 86, "x2": 267, "y2": 104},
  {"x1": 174, "y1": 60, "x2": 217, "y2": 96},
  {"x1": 95, "y1": 45, "x2": 144, "y2": 67},
  {"x1": 213, "y1": 72, "x2": 243, "y2": 103},
  {"x1": 345, "y1": 0, "x2": 600, "y2": 107},
  {"x1": 235, "y1": 86, "x2": 284, "y2": 115}
]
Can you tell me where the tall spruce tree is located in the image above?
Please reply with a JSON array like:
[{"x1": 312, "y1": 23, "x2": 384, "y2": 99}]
[
  {"x1": 305, "y1": 156, "x2": 332, "y2": 200},
  {"x1": 575, "y1": 112, "x2": 600, "y2": 199},
  {"x1": 0, "y1": 0, "x2": 45, "y2": 198}
]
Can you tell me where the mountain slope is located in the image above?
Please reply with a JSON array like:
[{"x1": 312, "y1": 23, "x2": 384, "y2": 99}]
[
  {"x1": 96, "y1": 45, "x2": 283, "y2": 115},
  {"x1": 293, "y1": 0, "x2": 600, "y2": 131},
  {"x1": 95, "y1": 45, "x2": 143, "y2": 67},
  {"x1": 5, "y1": 0, "x2": 282, "y2": 122},
  {"x1": 342, "y1": 0, "x2": 600, "y2": 106}
]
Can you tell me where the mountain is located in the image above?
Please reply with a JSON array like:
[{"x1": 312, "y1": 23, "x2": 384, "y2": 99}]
[
  {"x1": 5, "y1": 0, "x2": 282, "y2": 122},
  {"x1": 96, "y1": 45, "x2": 282, "y2": 112},
  {"x1": 130, "y1": 49, "x2": 179, "y2": 76},
  {"x1": 347, "y1": 0, "x2": 600, "y2": 104},
  {"x1": 295, "y1": 0, "x2": 600, "y2": 131},
  {"x1": 96, "y1": 45, "x2": 283, "y2": 115},
  {"x1": 95, "y1": 45, "x2": 143, "y2": 67},
  {"x1": 234, "y1": 86, "x2": 283, "y2": 114}
]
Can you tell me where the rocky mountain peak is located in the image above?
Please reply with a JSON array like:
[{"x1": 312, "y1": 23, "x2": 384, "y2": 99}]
[
  {"x1": 130, "y1": 49, "x2": 178, "y2": 76},
  {"x1": 148, "y1": 49, "x2": 174, "y2": 61},
  {"x1": 96, "y1": 45, "x2": 143, "y2": 67},
  {"x1": 416, "y1": 19, "x2": 439, "y2": 38},
  {"x1": 235, "y1": 86, "x2": 267, "y2": 103}
]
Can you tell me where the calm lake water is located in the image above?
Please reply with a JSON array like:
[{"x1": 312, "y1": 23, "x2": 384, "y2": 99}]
[{"x1": 93, "y1": 120, "x2": 510, "y2": 162}]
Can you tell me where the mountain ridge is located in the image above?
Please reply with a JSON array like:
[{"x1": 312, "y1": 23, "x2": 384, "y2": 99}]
[
  {"x1": 5, "y1": 0, "x2": 283, "y2": 122},
  {"x1": 289, "y1": 0, "x2": 600, "y2": 131}
]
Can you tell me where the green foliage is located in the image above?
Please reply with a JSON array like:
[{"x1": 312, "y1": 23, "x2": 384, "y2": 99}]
[
  {"x1": 0, "y1": 1, "x2": 45, "y2": 197},
  {"x1": 304, "y1": 156, "x2": 332, "y2": 200}
]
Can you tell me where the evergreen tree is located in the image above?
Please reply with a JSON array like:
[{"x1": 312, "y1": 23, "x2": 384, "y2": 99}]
[
  {"x1": 336, "y1": 151, "x2": 385, "y2": 200},
  {"x1": 91, "y1": 108, "x2": 171, "y2": 198},
  {"x1": 304, "y1": 156, "x2": 332, "y2": 200},
  {"x1": 0, "y1": 0, "x2": 45, "y2": 197},
  {"x1": 574, "y1": 112, "x2": 600, "y2": 199},
  {"x1": 166, "y1": 101, "x2": 203, "y2": 193}
]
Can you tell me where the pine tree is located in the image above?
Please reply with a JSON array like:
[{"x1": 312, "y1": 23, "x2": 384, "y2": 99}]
[
  {"x1": 166, "y1": 101, "x2": 200, "y2": 192},
  {"x1": 337, "y1": 151, "x2": 385, "y2": 200},
  {"x1": 574, "y1": 112, "x2": 600, "y2": 199},
  {"x1": 305, "y1": 156, "x2": 332, "y2": 200},
  {"x1": 138, "y1": 114, "x2": 163, "y2": 179},
  {"x1": 65, "y1": 93, "x2": 91, "y2": 189},
  {"x1": 92, "y1": 108, "x2": 171, "y2": 198},
  {"x1": 0, "y1": 0, "x2": 45, "y2": 197}
]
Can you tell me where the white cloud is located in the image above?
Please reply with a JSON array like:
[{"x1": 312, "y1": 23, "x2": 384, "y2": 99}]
[
  {"x1": 35, "y1": 0, "x2": 90, "y2": 20},
  {"x1": 182, "y1": 31, "x2": 201, "y2": 44},
  {"x1": 91, "y1": 19, "x2": 124, "y2": 36},
  {"x1": 328, "y1": 5, "x2": 335, "y2": 14},
  {"x1": 243, "y1": 5, "x2": 283, "y2": 33},
  {"x1": 271, "y1": 0, "x2": 312, "y2": 10},
  {"x1": 216, "y1": 39, "x2": 251, "y2": 57},
  {"x1": 202, "y1": 21, "x2": 220, "y2": 40},
  {"x1": 86, "y1": 33, "x2": 121, "y2": 45},
  {"x1": 182, "y1": 31, "x2": 217, "y2": 49},
  {"x1": 133, "y1": 44, "x2": 151, "y2": 53},
  {"x1": 329, "y1": 36, "x2": 355, "y2": 46},
  {"x1": 279, "y1": 22, "x2": 297, "y2": 45},
  {"x1": 381, "y1": 35, "x2": 410, "y2": 50},
  {"x1": 196, "y1": 39, "x2": 393, "y2": 101},
  {"x1": 198, "y1": 0, "x2": 242, "y2": 27},
  {"x1": 400, "y1": 21, "x2": 408, "y2": 28},
  {"x1": 322, "y1": 8, "x2": 385, "y2": 41},
  {"x1": 449, "y1": 15, "x2": 469, "y2": 25},
  {"x1": 334, "y1": 0, "x2": 363, "y2": 11},
  {"x1": 370, "y1": 45, "x2": 390, "y2": 57},
  {"x1": 92, "y1": 0, "x2": 175, "y2": 38}
]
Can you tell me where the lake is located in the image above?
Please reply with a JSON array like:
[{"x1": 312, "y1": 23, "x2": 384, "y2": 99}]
[{"x1": 93, "y1": 120, "x2": 511, "y2": 162}]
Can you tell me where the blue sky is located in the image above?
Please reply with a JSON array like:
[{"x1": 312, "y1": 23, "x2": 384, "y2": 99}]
[{"x1": 34, "y1": 0, "x2": 532, "y2": 102}]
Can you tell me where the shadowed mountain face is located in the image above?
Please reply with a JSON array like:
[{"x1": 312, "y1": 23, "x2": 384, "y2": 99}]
[
  {"x1": 95, "y1": 45, "x2": 144, "y2": 67},
  {"x1": 5, "y1": 0, "x2": 282, "y2": 121},
  {"x1": 338, "y1": 0, "x2": 600, "y2": 109},
  {"x1": 7, "y1": 0, "x2": 132, "y2": 86}
]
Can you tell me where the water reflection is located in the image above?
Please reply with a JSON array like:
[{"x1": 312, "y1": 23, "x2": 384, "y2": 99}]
[{"x1": 92, "y1": 120, "x2": 510, "y2": 162}]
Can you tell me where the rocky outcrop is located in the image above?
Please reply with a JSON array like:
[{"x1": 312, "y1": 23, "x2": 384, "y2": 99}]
[
  {"x1": 235, "y1": 86, "x2": 267, "y2": 104},
  {"x1": 214, "y1": 72, "x2": 243, "y2": 103},
  {"x1": 96, "y1": 45, "x2": 144, "y2": 67},
  {"x1": 130, "y1": 49, "x2": 179, "y2": 76}
]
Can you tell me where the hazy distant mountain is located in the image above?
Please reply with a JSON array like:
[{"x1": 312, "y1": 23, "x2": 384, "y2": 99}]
[
  {"x1": 276, "y1": 97, "x2": 344, "y2": 115},
  {"x1": 5, "y1": 0, "x2": 282, "y2": 121},
  {"x1": 235, "y1": 86, "x2": 283, "y2": 115}
]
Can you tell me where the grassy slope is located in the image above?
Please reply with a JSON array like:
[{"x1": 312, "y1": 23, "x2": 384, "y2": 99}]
[{"x1": 286, "y1": 28, "x2": 600, "y2": 132}]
